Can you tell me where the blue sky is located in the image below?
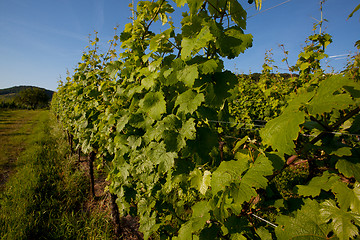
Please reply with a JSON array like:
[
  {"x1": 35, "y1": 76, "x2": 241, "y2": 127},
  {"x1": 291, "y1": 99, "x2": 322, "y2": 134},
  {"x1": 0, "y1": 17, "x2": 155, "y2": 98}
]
[{"x1": 0, "y1": 0, "x2": 359, "y2": 91}]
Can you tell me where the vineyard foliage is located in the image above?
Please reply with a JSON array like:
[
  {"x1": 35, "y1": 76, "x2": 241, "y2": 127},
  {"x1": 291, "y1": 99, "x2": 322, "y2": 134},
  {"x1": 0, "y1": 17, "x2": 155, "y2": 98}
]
[{"x1": 51, "y1": 0, "x2": 360, "y2": 239}]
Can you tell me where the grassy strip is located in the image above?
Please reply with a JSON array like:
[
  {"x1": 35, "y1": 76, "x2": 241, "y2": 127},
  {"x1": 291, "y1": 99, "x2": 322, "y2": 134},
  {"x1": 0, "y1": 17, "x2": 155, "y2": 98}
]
[
  {"x1": 0, "y1": 111, "x2": 113, "y2": 239},
  {"x1": 0, "y1": 109, "x2": 43, "y2": 188}
]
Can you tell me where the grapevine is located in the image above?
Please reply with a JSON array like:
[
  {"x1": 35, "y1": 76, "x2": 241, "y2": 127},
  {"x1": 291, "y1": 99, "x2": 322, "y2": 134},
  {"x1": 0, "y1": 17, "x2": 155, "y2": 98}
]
[{"x1": 51, "y1": 1, "x2": 360, "y2": 239}]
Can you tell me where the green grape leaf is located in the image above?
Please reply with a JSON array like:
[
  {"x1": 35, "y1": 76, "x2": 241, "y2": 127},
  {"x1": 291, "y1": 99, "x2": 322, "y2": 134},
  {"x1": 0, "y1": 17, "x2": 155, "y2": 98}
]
[
  {"x1": 233, "y1": 136, "x2": 248, "y2": 153},
  {"x1": 190, "y1": 169, "x2": 202, "y2": 189},
  {"x1": 218, "y1": 27, "x2": 253, "y2": 59},
  {"x1": 260, "y1": 89, "x2": 315, "y2": 155},
  {"x1": 149, "y1": 28, "x2": 173, "y2": 52},
  {"x1": 177, "y1": 64, "x2": 199, "y2": 87},
  {"x1": 190, "y1": 127, "x2": 219, "y2": 164},
  {"x1": 260, "y1": 111, "x2": 306, "y2": 155},
  {"x1": 231, "y1": 154, "x2": 273, "y2": 206},
  {"x1": 115, "y1": 113, "x2": 130, "y2": 133},
  {"x1": 299, "y1": 62, "x2": 311, "y2": 71},
  {"x1": 190, "y1": 169, "x2": 211, "y2": 195},
  {"x1": 143, "y1": 114, "x2": 179, "y2": 143},
  {"x1": 180, "y1": 118, "x2": 196, "y2": 140},
  {"x1": 242, "y1": 155, "x2": 273, "y2": 189},
  {"x1": 332, "y1": 181, "x2": 360, "y2": 214},
  {"x1": 197, "y1": 58, "x2": 223, "y2": 75},
  {"x1": 255, "y1": 227, "x2": 272, "y2": 240},
  {"x1": 266, "y1": 152, "x2": 285, "y2": 170},
  {"x1": 207, "y1": 0, "x2": 226, "y2": 17},
  {"x1": 320, "y1": 199, "x2": 360, "y2": 240},
  {"x1": 181, "y1": 26, "x2": 214, "y2": 60},
  {"x1": 286, "y1": 90, "x2": 316, "y2": 112},
  {"x1": 348, "y1": 115, "x2": 360, "y2": 133},
  {"x1": 162, "y1": 59, "x2": 185, "y2": 86},
  {"x1": 105, "y1": 60, "x2": 121, "y2": 79},
  {"x1": 175, "y1": 89, "x2": 205, "y2": 114},
  {"x1": 343, "y1": 79, "x2": 360, "y2": 99},
  {"x1": 181, "y1": 13, "x2": 202, "y2": 38},
  {"x1": 142, "y1": 71, "x2": 159, "y2": 90},
  {"x1": 148, "y1": 142, "x2": 177, "y2": 174},
  {"x1": 139, "y1": 91, "x2": 167, "y2": 120},
  {"x1": 199, "y1": 170, "x2": 211, "y2": 195},
  {"x1": 112, "y1": 158, "x2": 130, "y2": 185},
  {"x1": 163, "y1": 68, "x2": 178, "y2": 86},
  {"x1": 174, "y1": 0, "x2": 186, "y2": 7},
  {"x1": 230, "y1": 233, "x2": 247, "y2": 240},
  {"x1": 188, "y1": 0, "x2": 203, "y2": 14},
  {"x1": 296, "y1": 171, "x2": 339, "y2": 197},
  {"x1": 329, "y1": 147, "x2": 352, "y2": 157},
  {"x1": 336, "y1": 159, "x2": 360, "y2": 182},
  {"x1": 81, "y1": 138, "x2": 92, "y2": 154},
  {"x1": 127, "y1": 135, "x2": 142, "y2": 150},
  {"x1": 211, "y1": 159, "x2": 249, "y2": 195},
  {"x1": 158, "y1": 151, "x2": 177, "y2": 174},
  {"x1": 163, "y1": 130, "x2": 180, "y2": 151},
  {"x1": 211, "y1": 154, "x2": 272, "y2": 216},
  {"x1": 205, "y1": 71, "x2": 238, "y2": 107},
  {"x1": 228, "y1": 0, "x2": 247, "y2": 29},
  {"x1": 138, "y1": 199, "x2": 159, "y2": 240},
  {"x1": 275, "y1": 199, "x2": 332, "y2": 240},
  {"x1": 175, "y1": 201, "x2": 211, "y2": 240},
  {"x1": 139, "y1": 212, "x2": 160, "y2": 239},
  {"x1": 308, "y1": 75, "x2": 355, "y2": 115},
  {"x1": 148, "y1": 58, "x2": 163, "y2": 72}
]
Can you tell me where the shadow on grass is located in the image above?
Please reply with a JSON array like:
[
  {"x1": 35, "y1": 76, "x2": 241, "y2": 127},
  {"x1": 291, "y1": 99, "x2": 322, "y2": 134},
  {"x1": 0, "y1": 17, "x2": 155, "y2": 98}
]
[{"x1": 0, "y1": 132, "x2": 30, "y2": 137}]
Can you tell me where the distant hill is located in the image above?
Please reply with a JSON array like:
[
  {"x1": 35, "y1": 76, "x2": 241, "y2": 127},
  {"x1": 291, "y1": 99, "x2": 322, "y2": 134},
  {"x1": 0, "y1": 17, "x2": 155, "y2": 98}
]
[{"x1": 0, "y1": 86, "x2": 54, "y2": 101}]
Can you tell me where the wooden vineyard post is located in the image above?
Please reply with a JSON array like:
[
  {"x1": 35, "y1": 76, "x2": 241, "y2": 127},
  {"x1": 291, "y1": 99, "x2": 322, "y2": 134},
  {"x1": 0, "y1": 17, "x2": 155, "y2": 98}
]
[
  {"x1": 88, "y1": 151, "x2": 95, "y2": 198},
  {"x1": 110, "y1": 193, "x2": 122, "y2": 236}
]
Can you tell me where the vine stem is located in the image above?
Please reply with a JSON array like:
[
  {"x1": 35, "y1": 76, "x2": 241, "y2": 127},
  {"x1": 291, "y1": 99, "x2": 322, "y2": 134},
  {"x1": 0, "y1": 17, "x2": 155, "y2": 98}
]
[
  {"x1": 310, "y1": 106, "x2": 360, "y2": 145},
  {"x1": 205, "y1": 0, "x2": 223, "y2": 15},
  {"x1": 146, "y1": 0, "x2": 166, "y2": 30},
  {"x1": 309, "y1": 115, "x2": 331, "y2": 132},
  {"x1": 279, "y1": 44, "x2": 293, "y2": 79},
  {"x1": 219, "y1": 0, "x2": 228, "y2": 24}
]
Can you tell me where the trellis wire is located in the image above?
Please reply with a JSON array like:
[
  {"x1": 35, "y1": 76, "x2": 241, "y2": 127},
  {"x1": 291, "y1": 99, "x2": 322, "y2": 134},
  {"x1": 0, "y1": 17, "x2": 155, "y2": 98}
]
[
  {"x1": 207, "y1": 119, "x2": 360, "y2": 138},
  {"x1": 251, "y1": 213, "x2": 278, "y2": 228},
  {"x1": 208, "y1": 119, "x2": 266, "y2": 128}
]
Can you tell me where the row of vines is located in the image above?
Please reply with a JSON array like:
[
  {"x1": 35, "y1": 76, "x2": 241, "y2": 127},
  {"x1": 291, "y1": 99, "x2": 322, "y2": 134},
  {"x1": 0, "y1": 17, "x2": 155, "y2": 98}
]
[{"x1": 51, "y1": 0, "x2": 360, "y2": 239}]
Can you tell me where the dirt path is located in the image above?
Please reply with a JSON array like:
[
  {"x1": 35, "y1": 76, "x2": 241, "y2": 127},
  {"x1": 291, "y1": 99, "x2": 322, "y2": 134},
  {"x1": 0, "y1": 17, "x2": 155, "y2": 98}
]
[{"x1": 0, "y1": 109, "x2": 44, "y2": 189}]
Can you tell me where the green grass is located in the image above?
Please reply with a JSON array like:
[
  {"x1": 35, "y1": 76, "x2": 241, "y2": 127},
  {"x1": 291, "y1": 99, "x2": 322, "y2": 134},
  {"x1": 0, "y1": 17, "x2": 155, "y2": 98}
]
[
  {"x1": 0, "y1": 110, "x2": 113, "y2": 239},
  {"x1": 0, "y1": 109, "x2": 43, "y2": 189}
]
